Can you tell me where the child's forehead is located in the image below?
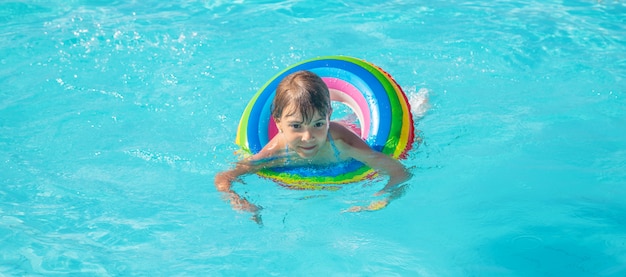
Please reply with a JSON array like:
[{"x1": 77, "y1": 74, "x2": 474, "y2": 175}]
[
  {"x1": 282, "y1": 110, "x2": 324, "y2": 120},
  {"x1": 282, "y1": 104, "x2": 324, "y2": 120}
]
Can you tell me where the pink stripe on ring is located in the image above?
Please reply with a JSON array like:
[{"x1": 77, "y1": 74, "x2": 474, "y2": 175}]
[{"x1": 323, "y1": 77, "x2": 371, "y2": 139}]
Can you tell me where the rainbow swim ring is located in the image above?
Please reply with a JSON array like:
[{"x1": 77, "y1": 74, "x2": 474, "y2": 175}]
[{"x1": 236, "y1": 56, "x2": 414, "y2": 188}]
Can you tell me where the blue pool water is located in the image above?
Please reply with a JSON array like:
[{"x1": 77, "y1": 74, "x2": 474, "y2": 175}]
[{"x1": 1, "y1": 0, "x2": 625, "y2": 275}]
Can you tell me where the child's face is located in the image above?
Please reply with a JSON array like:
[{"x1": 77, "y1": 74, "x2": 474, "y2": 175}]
[{"x1": 276, "y1": 104, "x2": 330, "y2": 159}]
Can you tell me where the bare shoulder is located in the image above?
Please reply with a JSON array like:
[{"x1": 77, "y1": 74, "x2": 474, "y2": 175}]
[
  {"x1": 255, "y1": 135, "x2": 284, "y2": 158},
  {"x1": 328, "y1": 122, "x2": 371, "y2": 151},
  {"x1": 328, "y1": 122, "x2": 405, "y2": 175}
]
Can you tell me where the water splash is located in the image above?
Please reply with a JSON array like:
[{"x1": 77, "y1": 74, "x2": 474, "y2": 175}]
[{"x1": 409, "y1": 87, "x2": 430, "y2": 119}]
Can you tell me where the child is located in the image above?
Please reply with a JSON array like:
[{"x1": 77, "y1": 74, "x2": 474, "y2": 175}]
[{"x1": 215, "y1": 70, "x2": 410, "y2": 218}]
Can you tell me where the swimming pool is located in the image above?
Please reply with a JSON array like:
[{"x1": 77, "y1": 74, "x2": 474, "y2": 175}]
[{"x1": 1, "y1": 0, "x2": 625, "y2": 275}]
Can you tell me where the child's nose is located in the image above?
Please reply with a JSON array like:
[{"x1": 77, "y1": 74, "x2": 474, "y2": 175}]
[{"x1": 302, "y1": 129, "x2": 314, "y2": 141}]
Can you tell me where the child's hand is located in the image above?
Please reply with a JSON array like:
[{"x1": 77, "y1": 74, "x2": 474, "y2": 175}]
[
  {"x1": 232, "y1": 198, "x2": 262, "y2": 213},
  {"x1": 344, "y1": 184, "x2": 409, "y2": 213},
  {"x1": 344, "y1": 199, "x2": 388, "y2": 213},
  {"x1": 232, "y1": 198, "x2": 263, "y2": 226}
]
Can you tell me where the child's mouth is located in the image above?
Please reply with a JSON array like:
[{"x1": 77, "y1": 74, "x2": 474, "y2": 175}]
[{"x1": 300, "y1": 145, "x2": 316, "y2": 151}]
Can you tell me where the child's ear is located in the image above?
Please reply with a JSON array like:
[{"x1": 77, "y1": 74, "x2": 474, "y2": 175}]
[{"x1": 274, "y1": 118, "x2": 282, "y2": 132}]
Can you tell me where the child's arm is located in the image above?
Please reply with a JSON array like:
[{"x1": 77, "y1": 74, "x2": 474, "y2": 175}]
[
  {"x1": 345, "y1": 145, "x2": 411, "y2": 212},
  {"x1": 214, "y1": 160, "x2": 256, "y2": 192},
  {"x1": 331, "y1": 123, "x2": 411, "y2": 192},
  {"x1": 331, "y1": 124, "x2": 411, "y2": 211},
  {"x1": 352, "y1": 148, "x2": 411, "y2": 194},
  {"x1": 214, "y1": 138, "x2": 284, "y2": 219},
  {"x1": 214, "y1": 160, "x2": 263, "y2": 218},
  {"x1": 344, "y1": 147, "x2": 411, "y2": 212}
]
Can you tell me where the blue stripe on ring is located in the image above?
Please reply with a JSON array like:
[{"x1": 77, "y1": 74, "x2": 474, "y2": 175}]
[{"x1": 270, "y1": 159, "x2": 365, "y2": 177}]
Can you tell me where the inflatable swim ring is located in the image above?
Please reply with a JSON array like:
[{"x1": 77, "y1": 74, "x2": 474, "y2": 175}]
[{"x1": 236, "y1": 56, "x2": 414, "y2": 189}]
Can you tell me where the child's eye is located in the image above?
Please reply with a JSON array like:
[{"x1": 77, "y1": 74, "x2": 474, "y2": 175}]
[
  {"x1": 290, "y1": 124, "x2": 301, "y2": 129},
  {"x1": 314, "y1": 122, "x2": 325, "y2": 128}
]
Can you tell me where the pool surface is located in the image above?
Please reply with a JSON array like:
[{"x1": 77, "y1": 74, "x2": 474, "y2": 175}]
[{"x1": 1, "y1": 0, "x2": 625, "y2": 276}]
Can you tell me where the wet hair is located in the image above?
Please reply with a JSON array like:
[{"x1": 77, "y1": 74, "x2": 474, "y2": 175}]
[{"x1": 271, "y1": 70, "x2": 331, "y2": 123}]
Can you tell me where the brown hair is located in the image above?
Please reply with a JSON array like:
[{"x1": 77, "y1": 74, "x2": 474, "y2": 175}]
[{"x1": 271, "y1": 70, "x2": 331, "y2": 123}]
